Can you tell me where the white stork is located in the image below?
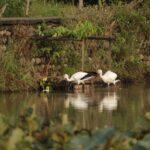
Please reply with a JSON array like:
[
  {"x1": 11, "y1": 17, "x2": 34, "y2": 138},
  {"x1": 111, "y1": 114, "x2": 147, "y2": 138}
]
[
  {"x1": 64, "y1": 71, "x2": 97, "y2": 84},
  {"x1": 97, "y1": 69, "x2": 120, "y2": 87}
]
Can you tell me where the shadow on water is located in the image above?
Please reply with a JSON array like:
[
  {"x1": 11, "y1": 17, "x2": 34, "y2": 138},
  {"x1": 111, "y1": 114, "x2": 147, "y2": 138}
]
[{"x1": 0, "y1": 84, "x2": 149, "y2": 131}]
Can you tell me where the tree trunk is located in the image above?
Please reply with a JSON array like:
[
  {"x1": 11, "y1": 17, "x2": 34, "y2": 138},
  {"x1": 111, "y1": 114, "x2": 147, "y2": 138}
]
[{"x1": 79, "y1": 0, "x2": 84, "y2": 10}]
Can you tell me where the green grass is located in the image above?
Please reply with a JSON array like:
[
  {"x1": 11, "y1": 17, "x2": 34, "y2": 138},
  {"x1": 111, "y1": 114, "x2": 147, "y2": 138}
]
[{"x1": 29, "y1": 1, "x2": 76, "y2": 17}]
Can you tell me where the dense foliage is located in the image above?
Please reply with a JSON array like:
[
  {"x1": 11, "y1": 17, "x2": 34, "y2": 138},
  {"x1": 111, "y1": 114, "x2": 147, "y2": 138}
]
[
  {"x1": 37, "y1": 21, "x2": 102, "y2": 39},
  {"x1": 0, "y1": 0, "x2": 149, "y2": 91},
  {"x1": 0, "y1": 0, "x2": 25, "y2": 17},
  {"x1": 0, "y1": 0, "x2": 139, "y2": 17},
  {"x1": 34, "y1": 0, "x2": 149, "y2": 81}
]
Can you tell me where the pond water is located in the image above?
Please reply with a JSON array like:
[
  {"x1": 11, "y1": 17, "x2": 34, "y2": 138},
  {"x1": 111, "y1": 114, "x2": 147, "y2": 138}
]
[{"x1": 0, "y1": 84, "x2": 149, "y2": 131}]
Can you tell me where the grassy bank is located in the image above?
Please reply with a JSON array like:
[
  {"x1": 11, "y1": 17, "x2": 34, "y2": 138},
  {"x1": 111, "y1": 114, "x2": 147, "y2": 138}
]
[
  {"x1": 29, "y1": 1, "x2": 150, "y2": 82},
  {"x1": 0, "y1": 0, "x2": 149, "y2": 91},
  {"x1": 29, "y1": 1, "x2": 76, "y2": 17}
]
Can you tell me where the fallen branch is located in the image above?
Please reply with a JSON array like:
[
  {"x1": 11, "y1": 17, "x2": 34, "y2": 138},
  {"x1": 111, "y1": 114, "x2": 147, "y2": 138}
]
[{"x1": 0, "y1": 17, "x2": 62, "y2": 25}]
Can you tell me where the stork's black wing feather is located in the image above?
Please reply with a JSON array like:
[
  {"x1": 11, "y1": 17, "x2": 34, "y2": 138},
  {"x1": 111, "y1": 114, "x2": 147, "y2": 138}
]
[{"x1": 80, "y1": 72, "x2": 98, "y2": 80}]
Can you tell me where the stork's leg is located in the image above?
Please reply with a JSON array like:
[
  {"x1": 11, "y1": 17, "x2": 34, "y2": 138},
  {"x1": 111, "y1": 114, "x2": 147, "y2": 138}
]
[
  {"x1": 77, "y1": 80, "x2": 80, "y2": 85},
  {"x1": 107, "y1": 83, "x2": 110, "y2": 88},
  {"x1": 113, "y1": 83, "x2": 116, "y2": 91},
  {"x1": 68, "y1": 82, "x2": 72, "y2": 90},
  {"x1": 81, "y1": 80, "x2": 85, "y2": 84},
  {"x1": 114, "y1": 82, "x2": 116, "y2": 87},
  {"x1": 81, "y1": 80, "x2": 85, "y2": 91}
]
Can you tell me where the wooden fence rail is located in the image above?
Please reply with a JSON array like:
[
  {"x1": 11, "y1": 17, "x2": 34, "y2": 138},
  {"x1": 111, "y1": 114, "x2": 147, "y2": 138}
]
[
  {"x1": 0, "y1": 17, "x2": 62, "y2": 25},
  {"x1": 31, "y1": 35, "x2": 115, "y2": 70}
]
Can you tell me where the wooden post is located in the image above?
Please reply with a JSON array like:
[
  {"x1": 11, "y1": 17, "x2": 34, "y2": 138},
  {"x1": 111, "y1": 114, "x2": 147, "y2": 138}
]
[
  {"x1": 98, "y1": 0, "x2": 103, "y2": 8},
  {"x1": 81, "y1": 39, "x2": 85, "y2": 71},
  {"x1": 108, "y1": 40, "x2": 112, "y2": 68},
  {"x1": 44, "y1": 0, "x2": 46, "y2": 5},
  {"x1": 109, "y1": 40, "x2": 111, "y2": 50},
  {"x1": 25, "y1": 0, "x2": 30, "y2": 16},
  {"x1": 79, "y1": 0, "x2": 84, "y2": 10}
]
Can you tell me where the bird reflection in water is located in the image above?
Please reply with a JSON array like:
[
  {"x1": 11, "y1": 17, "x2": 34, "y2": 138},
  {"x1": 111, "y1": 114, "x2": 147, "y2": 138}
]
[
  {"x1": 64, "y1": 91, "x2": 119, "y2": 128},
  {"x1": 64, "y1": 93, "x2": 89, "y2": 110},
  {"x1": 64, "y1": 92, "x2": 91, "y2": 128},
  {"x1": 99, "y1": 92, "x2": 119, "y2": 112}
]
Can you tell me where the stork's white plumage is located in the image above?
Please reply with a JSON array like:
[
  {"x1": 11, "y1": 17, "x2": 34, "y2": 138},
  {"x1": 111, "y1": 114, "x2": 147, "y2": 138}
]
[
  {"x1": 97, "y1": 69, "x2": 120, "y2": 87},
  {"x1": 64, "y1": 71, "x2": 97, "y2": 84}
]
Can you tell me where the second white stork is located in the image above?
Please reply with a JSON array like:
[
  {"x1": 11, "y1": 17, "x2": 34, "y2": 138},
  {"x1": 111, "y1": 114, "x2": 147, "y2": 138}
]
[
  {"x1": 97, "y1": 69, "x2": 120, "y2": 87},
  {"x1": 64, "y1": 71, "x2": 97, "y2": 84}
]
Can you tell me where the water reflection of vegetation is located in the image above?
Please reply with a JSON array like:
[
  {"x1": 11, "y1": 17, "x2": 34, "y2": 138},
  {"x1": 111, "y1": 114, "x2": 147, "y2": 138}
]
[
  {"x1": 0, "y1": 86, "x2": 150, "y2": 150},
  {"x1": 0, "y1": 85, "x2": 149, "y2": 132},
  {"x1": 0, "y1": 103, "x2": 149, "y2": 149}
]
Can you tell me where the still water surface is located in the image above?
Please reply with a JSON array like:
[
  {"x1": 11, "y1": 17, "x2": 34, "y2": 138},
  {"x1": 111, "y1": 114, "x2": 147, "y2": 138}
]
[{"x1": 0, "y1": 84, "x2": 149, "y2": 131}]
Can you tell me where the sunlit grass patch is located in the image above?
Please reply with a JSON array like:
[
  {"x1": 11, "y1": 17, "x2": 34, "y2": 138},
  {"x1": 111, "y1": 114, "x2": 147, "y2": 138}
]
[{"x1": 29, "y1": 1, "x2": 76, "y2": 17}]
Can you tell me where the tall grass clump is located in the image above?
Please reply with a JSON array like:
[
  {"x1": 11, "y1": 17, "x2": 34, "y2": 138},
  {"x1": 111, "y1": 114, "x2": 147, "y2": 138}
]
[
  {"x1": 111, "y1": 4, "x2": 149, "y2": 80},
  {"x1": 0, "y1": 43, "x2": 35, "y2": 91},
  {"x1": 0, "y1": 0, "x2": 25, "y2": 17},
  {"x1": 29, "y1": 0, "x2": 76, "y2": 17}
]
